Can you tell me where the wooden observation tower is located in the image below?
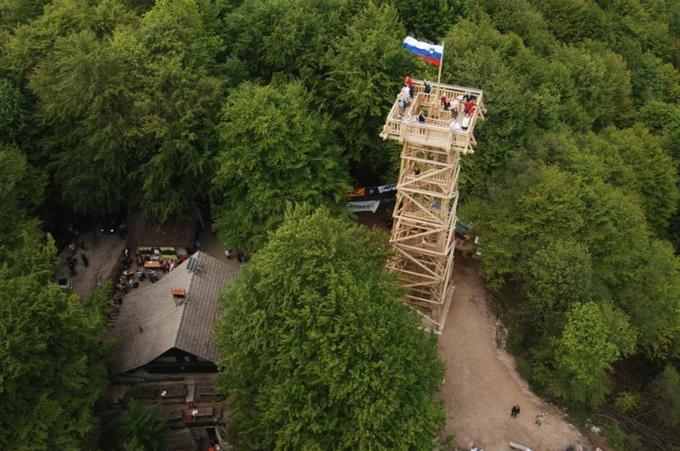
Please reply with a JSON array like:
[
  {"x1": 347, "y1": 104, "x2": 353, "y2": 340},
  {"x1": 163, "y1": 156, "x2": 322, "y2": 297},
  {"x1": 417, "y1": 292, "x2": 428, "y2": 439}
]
[{"x1": 381, "y1": 79, "x2": 484, "y2": 333}]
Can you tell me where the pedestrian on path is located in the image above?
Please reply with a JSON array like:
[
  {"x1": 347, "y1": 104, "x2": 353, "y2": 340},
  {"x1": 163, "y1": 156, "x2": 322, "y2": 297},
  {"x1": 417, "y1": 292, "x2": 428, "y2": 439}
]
[
  {"x1": 535, "y1": 412, "x2": 544, "y2": 426},
  {"x1": 511, "y1": 405, "x2": 520, "y2": 418}
]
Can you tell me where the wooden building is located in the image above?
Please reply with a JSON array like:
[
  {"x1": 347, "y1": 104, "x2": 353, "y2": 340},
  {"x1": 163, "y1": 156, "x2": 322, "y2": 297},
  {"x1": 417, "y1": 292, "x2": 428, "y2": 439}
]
[{"x1": 108, "y1": 251, "x2": 239, "y2": 374}]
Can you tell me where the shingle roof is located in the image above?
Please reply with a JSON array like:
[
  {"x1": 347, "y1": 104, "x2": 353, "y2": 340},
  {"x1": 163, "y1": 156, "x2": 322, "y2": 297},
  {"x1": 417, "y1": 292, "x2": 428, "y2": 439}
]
[{"x1": 108, "y1": 251, "x2": 239, "y2": 374}]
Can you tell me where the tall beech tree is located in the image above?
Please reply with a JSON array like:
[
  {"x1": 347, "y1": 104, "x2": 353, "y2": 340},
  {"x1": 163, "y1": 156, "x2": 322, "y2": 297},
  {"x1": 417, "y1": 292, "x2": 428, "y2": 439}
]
[
  {"x1": 215, "y1": 207, "x2": 445, "y2": 449},
  {"x1": 211, "y1": 82, "x2": 350, "y2": 252},
  {"x1": 534, "y1": 301, "x2": 636, "y2": 407},
  {"x1": 0, "y1": 234, "x2": 109, "y2": 449}
]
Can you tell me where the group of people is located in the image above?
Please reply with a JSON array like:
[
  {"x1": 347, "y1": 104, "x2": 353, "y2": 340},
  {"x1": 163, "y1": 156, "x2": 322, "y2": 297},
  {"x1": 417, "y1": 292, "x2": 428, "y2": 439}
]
[
  {"x1": 113, "y1": 250, "x2": 188, "y2": 302},
  {"x1": 397, "y1": 75, "x2": 415, "y2": 111},
  {"x1": 135, "y1": 252, "x2": 180, "y2": 273},
  {"x1": 395, "y1": 75, "x2": 478, "y2": 134},
  {"x1": 444, "y1": 93, "x2": 477, "y2": 132},
  {"x1": 510, "y1": 404, "x2": 545, "y2": 426}
]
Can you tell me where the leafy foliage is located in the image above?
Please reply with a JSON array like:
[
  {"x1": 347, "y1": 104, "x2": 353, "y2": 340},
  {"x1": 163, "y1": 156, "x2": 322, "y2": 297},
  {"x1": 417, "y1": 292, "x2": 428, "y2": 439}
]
[
  {"x1": 463, "y1": 163, "x2": 585, "y2": 289},
  {"x1": 115, "y1": 400, "x2": 167, "y2": 451},
  {"x1": 324, "y1": 1, "x2": 415, "y2": 173},
  {"x1": 388, "y1": 0, "x2": 457, "y2": 42},
  {"x1": 0, "y1": 233, "x2": 109, "y2": 449},
  {"x1": 6, "y1": 0, "x2": 225, "y2": 220},
  {"x1": 0, "y1": 144, "x2": 45, "y2": 259},
  {"x1": 534, "y1": 301, "x2": 636, "y2": 407},
  {"x1": 1, "y1": 0, "x2": 680, "y2": 445},
  {"x1": 216, "y1": 206, "x2": 445, "y2": 449},
  {"x1": 522, "y1": 239, "x2": 593, "y2": 335},
  {"x1": 0, "y1": 78, "x2": 26, "y2": 141},
  {"x1": 647, "y1": 365, "x2": 680, "y2": 431},
  {"x1": 130, "y1": 0, "x2": 225, "y2": 221},
  {"x1": 211, "y1": 82, "x2": 349, "y2": 251}
]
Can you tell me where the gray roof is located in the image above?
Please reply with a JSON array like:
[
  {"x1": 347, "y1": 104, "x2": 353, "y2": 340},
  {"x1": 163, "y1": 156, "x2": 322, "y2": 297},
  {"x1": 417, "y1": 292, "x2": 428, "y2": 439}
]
[{"x1": 109, "y1": 251, "x2": 239, "y2": 374}]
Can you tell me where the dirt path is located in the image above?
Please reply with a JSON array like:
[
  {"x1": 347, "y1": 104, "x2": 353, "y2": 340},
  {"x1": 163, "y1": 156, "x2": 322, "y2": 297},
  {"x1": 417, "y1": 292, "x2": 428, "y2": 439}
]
[
  {"x1": 198, "y1": 226, "x2": 243, "y2": 273},
  {"x1": 438, "y1": 256, "x2": 588, "y2": 451},
  {"x1": 56, "y1": 231, "x2": 126, "y2": 297}
]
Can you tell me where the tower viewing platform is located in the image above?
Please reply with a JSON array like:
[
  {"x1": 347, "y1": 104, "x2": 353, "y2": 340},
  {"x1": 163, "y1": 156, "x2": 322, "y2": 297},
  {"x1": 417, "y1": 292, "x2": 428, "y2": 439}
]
[
  {"x1": 381, "y1": 78, "x2": 485, "y2": 332},
  {"x1": 380, "y1": 79, "x2": 484, "y2": 154}
]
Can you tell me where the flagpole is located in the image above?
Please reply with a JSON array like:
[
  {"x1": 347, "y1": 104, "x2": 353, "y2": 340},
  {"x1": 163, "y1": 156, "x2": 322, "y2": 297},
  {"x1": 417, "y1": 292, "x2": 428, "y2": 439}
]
[{"x1": 437, "y1": 41, "x2": 444, "y2": 86}]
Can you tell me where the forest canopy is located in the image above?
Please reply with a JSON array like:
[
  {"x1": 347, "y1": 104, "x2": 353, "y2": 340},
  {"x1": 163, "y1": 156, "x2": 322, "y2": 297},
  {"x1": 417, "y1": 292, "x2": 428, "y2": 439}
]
[{"x1": 1, "y1": 0, "x2": 679, "y2": 448}]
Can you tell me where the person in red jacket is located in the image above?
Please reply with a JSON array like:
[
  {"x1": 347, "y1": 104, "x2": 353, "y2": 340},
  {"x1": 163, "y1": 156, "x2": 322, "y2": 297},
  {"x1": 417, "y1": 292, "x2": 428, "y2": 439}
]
[{"x1": 464, "y1": 99, "x2": 476, "y2": 116}]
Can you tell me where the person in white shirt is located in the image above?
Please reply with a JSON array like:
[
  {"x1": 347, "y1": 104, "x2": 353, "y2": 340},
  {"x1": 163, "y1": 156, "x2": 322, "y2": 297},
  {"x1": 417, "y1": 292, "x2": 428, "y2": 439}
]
[{"x1": 450, "y1": 119, "x2": 462, "y2": 131}]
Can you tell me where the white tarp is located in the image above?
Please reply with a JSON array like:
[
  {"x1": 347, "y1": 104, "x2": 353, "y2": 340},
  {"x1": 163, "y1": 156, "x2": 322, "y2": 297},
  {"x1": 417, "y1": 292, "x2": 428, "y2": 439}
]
[
  {"x1": 346, "y1": 200, "x2": 380, "y2": 213},
  {"x1": 377, "y1": 183, "x2": 397, "y2": 193}
]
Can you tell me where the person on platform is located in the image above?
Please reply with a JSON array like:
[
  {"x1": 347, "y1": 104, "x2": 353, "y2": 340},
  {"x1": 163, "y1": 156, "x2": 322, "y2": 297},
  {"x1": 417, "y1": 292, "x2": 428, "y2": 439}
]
[
  {"x1": 404, "y1": 75, "x2": 414, "y2": 97},
  {"x1": 464, "y1": 98, "x2": 476, "y2": 116},
  {"x1": 440, "y1": 95, "x2": 450, "y2": 110},
  {"x1": 449, "y1": 119, "x2": 462, "y2": 132}
]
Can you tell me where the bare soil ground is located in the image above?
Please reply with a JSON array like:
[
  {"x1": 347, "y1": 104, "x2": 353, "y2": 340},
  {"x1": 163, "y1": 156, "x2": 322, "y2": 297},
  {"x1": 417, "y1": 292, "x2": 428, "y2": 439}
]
[
  {"x1": 198, "y1": 226, "x2": 243, "y2": 272},
  {"x1": 439, "y1": 256, "x2": 589, "y2": 451},
  {"x1": 55, "y1": 231, "x2": 126, "y2": 297}
]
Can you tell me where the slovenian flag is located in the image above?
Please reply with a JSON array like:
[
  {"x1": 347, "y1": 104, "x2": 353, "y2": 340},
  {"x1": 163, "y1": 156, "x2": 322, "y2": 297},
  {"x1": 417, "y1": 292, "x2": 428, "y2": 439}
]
[{"x1": 403, "y1": 36, "x2": 443, "y2": 66}]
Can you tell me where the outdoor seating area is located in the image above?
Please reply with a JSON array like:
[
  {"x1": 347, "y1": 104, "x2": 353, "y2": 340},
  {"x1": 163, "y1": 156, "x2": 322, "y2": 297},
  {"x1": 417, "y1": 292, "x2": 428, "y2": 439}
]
[{"x1": 112, "y1": 247, "x2": 190, "y2": 304}]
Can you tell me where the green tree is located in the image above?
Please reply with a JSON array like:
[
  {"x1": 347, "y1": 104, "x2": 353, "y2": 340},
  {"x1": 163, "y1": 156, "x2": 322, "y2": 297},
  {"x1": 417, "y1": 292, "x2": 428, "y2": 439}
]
[
  {"x1": 0, "y1": 233, "x2": 109, "y2": 449},
  {"x1": 0, "y1": 144, "x2": 44, "y2": 258},
  {"x1": 523, "y1": 238, "x2": 593, "y2": 335},
  {"x1": 477, "y1": 0, "x2": 557, "y2": 53},
  {"x1": 529, "y1": 0, "x2": 587, "y2": 41},
  {"x1": 441, "y1": 20, "x2": 538, "y2": 187},
  {"x1": 324, "y1": 1, "x2": 415, "y2": 174},
  {"x1": 555, "y1": 43, "x2": 634, "y2": 129},
  {"x1": 463, "y1": 163, "x2": 585, "y2": 289},
  {"x1": 582, "y1": 126, "x2": 679, "y2": 236},
  {"x1": 29, "y1": 25, "x2": 138, "y2": 215},
  {"x1": 389, "y1": 0, "x2": 456, "y2": 42},
  {"x1": 536, "y1": 301, "x2": 636, "y2": 407},
  {"x1": 17, "y1": 0, "x2": 225, "y2": 220},
  {"x1": 3, "y1": 0, "x2": 130, "y2": 79},
  {"x1": 216, "y1": 206, "x2": 445, "y2": 449},
  {"x1": 221, "y1": 0, "x2": 361, "y2": 81},
  {"x1": 211, "y1": 81, "x2": 350, "y2": 252},
  {"x1": 115, "y1": 400, "x2": 167, "y2": 451},
  {"x1": 131, "y1": 0, "x2": 225, "y2": 221},
  {"x1": 0, "y1": 78, "x2": 26, "y2": 141},
  {"x1": 0, "y1": 0, "x2": 52, "y2": 27},
  {"x1": 647, "y1": 364, "x2": 680, "y2": 431},
  {"x1": 617, "y1": 240, "x2": 680, "y2": 359}
]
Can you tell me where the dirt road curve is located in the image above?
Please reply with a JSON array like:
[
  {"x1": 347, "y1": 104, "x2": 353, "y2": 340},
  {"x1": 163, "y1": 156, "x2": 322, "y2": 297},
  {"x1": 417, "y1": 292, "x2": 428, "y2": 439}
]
[{"x1": 438, "y1": 257, "x2": 588, "y2": 451}]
